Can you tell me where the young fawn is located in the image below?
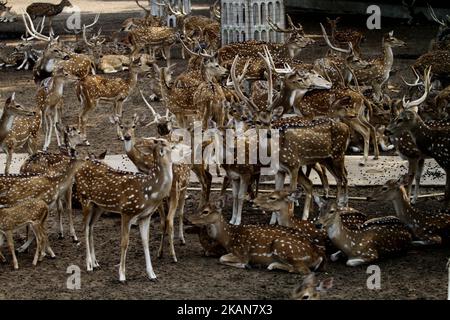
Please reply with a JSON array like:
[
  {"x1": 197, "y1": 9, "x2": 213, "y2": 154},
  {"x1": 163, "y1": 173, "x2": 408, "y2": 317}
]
[
  {"x1": 0, "y1": 199, "x2": 54, "y2": 269},
  {"x1": 189, "y1": 201, "x2": 326, "y2": 274},
  {"x1": 315, "y1": 199, "x2": 412, "y2": 266},
  {"x1": 368, "y1": 179, "x2": 450, "y2": 245}
]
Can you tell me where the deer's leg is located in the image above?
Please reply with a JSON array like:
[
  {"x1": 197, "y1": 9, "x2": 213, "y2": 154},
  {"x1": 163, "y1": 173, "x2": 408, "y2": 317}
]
[
  {"x1": 406, "y1": 159, "x2": 418, "y2": 200},
  {"x1": 83, "y1": 204, "x2": 94, "y2": 272},
  {"x1": 311, "y1": 163, "x2": 330, "y2": 198},
  {"x1": 157, "y1": 203, "x2": 166, "y2": 259},
  {"x1": 220, "y1": 176, "x2": 230, "y2": 197},
  {"x1": 30, "y1": 223, "x2": 43, "y2": 264},
  {"x1": 79, "y1": 100, "x2": 95, "y2": 145},
  {"x1": 89, "y1": 206, "x2": 103, "y2": 269},
  {"x1": 271, "y1": 171, "x2": 287, "y2": 224},
  {"x1": 41, "y1": 222, "x2": 55, "y2": 259},
  {"x1": 192, "y1": 164, "x2": 212, "y2": 208},
  {"x1": 6, "y1": 231, "x2": 18, "y2": 270},
  {"x1": 114, "y1": 100, "x2": 125, "y2": 140},
  {"x1": 166, "y1": 186, "x2": 180, "y2": 263},
  {"x1": 57, "y1": 197, "x2": 64, "y2": 239},
  {"x1": 298, "y1": 170, "x2": 313, "y2": 220},
  {"x1": 412, "y1": 158, "x2": 425, "y2": 204},
  {"x1": 66, "y1": 186, "x2": 79, "y2": 243},
  {"x1": 351, "y1": 121, "x2": 370, "y2": 166},
  {"x1": 43, "y1": 112, "x2": 52, "y2": 151},
  {"x1": 119, "y1": 215, "x2": 132, "y2": 282},
  {"x1": 17, "y1": 227, "x2": 34, "y2": 253},
  {"x1": 178, "y1": 188, "x2": 188, "y2": 245},
  {"x1": 219, "y1": 253, "x2": 249, "y2": 269},
  {"x1": 139, "y1": 214, "x2": 157, "y2": 281},
  {"x1": 234, "y1": 176, "x2": 249, "y2": 225},
  {"x1": 4, "y1": 143, "x2": 15, "y2": 175},
  {"x1": 230, "y1": 178, "x2": 239, "y2": 225},
  {"x1": 54, "y1": 103, "x2": 63, "y2": 147}
]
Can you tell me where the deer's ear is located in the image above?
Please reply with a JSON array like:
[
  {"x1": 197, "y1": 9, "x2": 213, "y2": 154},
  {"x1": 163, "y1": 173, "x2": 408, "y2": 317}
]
[
  {"x1": 272, "y1": 106, "x2": 284, "y2": 118},
  {"x1": 317, "y1": 278, "x2": 334, "y2": 292},
  {"x1": 326, "y1": 17, "x2": 331, "y2": 23},
  {"x1": 302, "y1": 273, "x2": 318, "y2": 286},
  {"x1": 389, "y1": 30, "x2": 394, "y2": 37},
  {"x1": 108, "y1": 115, "x2": 117, "y2": 124},
  {"x1": 98, "y1": 150, "x2": 107, "y2": 160},
  {"x1": 313, "y1": 195, "x2": 325, "y2": 209},
  {"x1": 132, "y1": 113, "x2": 140, "y2": 124}
]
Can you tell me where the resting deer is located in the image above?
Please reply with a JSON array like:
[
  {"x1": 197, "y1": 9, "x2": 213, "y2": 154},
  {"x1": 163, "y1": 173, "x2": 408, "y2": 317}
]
[
  {"x1": 75, "y1": 138, "x2": 173, "y2": 281},
  {"x1": 189, "y1": 201, "x2": 325, "y2": 274},
  {"x1": 0, "y1": 199, "x2": 54, "y2": 270},
  {"x1": 76, "y1": 57, "x2": 148, "y2": 144},
  {"x1": 112, "y1": 112, "x2": 190, "y2": 263},
  {"x1": 368, "y1": 179, "x2": 450, "y2": 245},
  {"x1": 315, "y1": 199, "x2": 412, "y2": 266},
  {"x1": 326, "y1": 17, "x2": 364, "y2": 54},
  {"x1": 292, "y1": 273, "x2": 334, "y2": 300}
]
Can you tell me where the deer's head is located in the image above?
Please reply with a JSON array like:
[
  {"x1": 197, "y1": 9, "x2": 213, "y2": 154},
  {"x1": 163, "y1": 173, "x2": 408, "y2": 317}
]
[
  {"x1": 189, "y1": 201, "x2": 223, "y2": 226},
  {"x1": 383, "y1": 31, "x2": 406, "y2": 48},
  {"x1": 3, "y1": 93, "x2": 35, "y2": 117},
  {"x1": 252, "y1": 191, "x2": 301, "y2": 213},
  {"x1": 292, "y1": 273, "x2": 334, "y2": 300},
  {"x1": 428, "y1": 5, "x2": 450, "y2": 42},
  {"x1": 367, "y1": 179, "x2": 405, "y2": 202}
]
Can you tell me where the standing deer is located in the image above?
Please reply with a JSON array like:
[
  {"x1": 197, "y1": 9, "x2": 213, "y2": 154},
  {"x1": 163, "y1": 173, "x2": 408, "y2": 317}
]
[
  {"x1": 26, "y1": 0, "x2": 72, "y2": 33},
  {"x1": 189, "y1": 201, "x2": 326, "y2": 274},
  {"x1": 75, "y1": 138, "x2": 173, "y2": 282},
  {"x1": 368, "y1": 179, "x2": 450, "y2": 245},
  {"x1": 0, "y1": 199, "x2": 54, "y2": 270},
  {"x1": 76, "y1": 57, "x2": 148, "y2": 144}
]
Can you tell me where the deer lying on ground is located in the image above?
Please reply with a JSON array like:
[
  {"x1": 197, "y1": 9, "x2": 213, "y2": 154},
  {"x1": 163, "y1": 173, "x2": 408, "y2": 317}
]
[
  {"x1": 113, "y1": 112, "x2": 190, "y2": 263},
  {"x1": 315, "y1": 198, "x2": 412, "y2": 266},
  {"x1": 292, "y1": 273, "x2": 334, "y2": 300},
  {"x1": 75, "y1": 138, "x2": 173, "y2": 281},
  {"x1": 189, "y1": 201, "x2": 326, "y2": 274},
  {"x1": 368, "y1": 179, "x2": 450, "y2": 245},
  {"x1": 0, "y1": 199, "x2": 54, "y2": 270}
]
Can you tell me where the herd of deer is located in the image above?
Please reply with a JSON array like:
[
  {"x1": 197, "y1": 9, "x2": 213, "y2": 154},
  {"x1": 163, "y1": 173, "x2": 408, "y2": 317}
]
[{"x1": 1, "y1": 1, "x2": 450, "y2": 300}]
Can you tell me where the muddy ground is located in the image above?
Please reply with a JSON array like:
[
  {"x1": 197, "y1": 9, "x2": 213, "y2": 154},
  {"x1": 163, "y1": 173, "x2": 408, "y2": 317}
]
[{"x1": 0, "y1": 5, "x2": 450, "y2": 300}]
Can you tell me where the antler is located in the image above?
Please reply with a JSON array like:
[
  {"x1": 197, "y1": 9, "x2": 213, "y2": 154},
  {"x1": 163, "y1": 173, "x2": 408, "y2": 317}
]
[
  {"x1": 178, "y1": 36, "x2": 214, "y2": 58},
  {"x1": 22, "y1": 12, "x2": 51, "y2": 41},
  {"x1": 402, "y1": 66, "x2": 432, "y2": 109},
  {"x1": 135, "y1": 0, "x2": 151, "y2": 16},
  {"x1": 230, "y1": 56, "x2": 259, "y2": 114},
  {"x1": 258, "y1": 46, "x2": 274, "y2": 110},
  {"x1": 428, "y1": 4, "x2": 446, "y2": 26},
  {"x1": 267, "y1": 16, "x2": 292, "y2": 33},
  {"x1": 286, "y1": 14, "x2": 303, "y2": 32},
  {"x1": 140, "y1": 89, "x2": 163, "y2": 126},
  {"x1": 262, "y1": 44, "x2": 294, "y2": 74},
  {"x1": 402, "y1": 67, "x2": 423, "y2": 87},
  {"x1": 320, "y1": 23, "x2": 351, "y2": 54}
]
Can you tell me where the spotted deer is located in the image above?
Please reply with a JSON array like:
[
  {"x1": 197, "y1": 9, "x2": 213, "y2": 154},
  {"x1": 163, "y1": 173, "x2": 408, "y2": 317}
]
[
  {"x1": 368, "y1": 179, "x2": 450, "y2": 245},
  {"x1": 75, "y1": 138, "x2": 173, "y2": 282},
  {"x1": 0, "y1": 157, "x2": 85, "y2": 249},
  {"x1": 26, "y1": 0, "x2": 72, "y2": 33},
  {"x1": 315, "y1": 199, "x2": 412, "y2": 266},
  {"x1": 76, "y1": 57, "x2": 148, "y2": 144},
  {"x1": 326, "y1": 17, "x2": 364, "y2": 54},
  {"x1": 230, "y1": 55, "x2": 350, "y2": 221},
  {"x1": 112, "y1": 112, "x2": 190, "y2": 263},
  {"x1": 0, "y1": 199, "x2": 54, "y2": 270},
  {"x1": 189, "y1": 201, "x2": 325, "y2": 274},
  {"x1": 386, "y1": 96, "x2": 450, "y2": 205},
  {"x1": 292, "y1": 273, "x2": 334, "y2": 300},
  {"x1": 0, "y1": 94, "x2": 39, "y2": 175}
]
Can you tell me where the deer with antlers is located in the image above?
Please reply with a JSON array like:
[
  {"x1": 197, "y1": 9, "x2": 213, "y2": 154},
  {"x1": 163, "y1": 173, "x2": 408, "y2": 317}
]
[
  {"x1": 326, "y1": 17, "x2": 364, "y2": 54},
  {"x1": 76, "y1": 56, "x2": 149, "y2": 144},
  {"x1": 315, "y1": 199, "x2": 412, "y2": 266},
  {"x1": 428, "y1": 5, "x2": 450, "y2": 51},
  {"x1": 368, "y1": 179, "x2": 450, "y2": 245},
  {"x1": 75, "y1": 138, "x2": 173, "y2": 281},
  {"x1": 112, "y1": 111, "x2": 190, "y2": 263},
  {"x1": 189, "y1": 200, "x2": 326, "y2": 274}
]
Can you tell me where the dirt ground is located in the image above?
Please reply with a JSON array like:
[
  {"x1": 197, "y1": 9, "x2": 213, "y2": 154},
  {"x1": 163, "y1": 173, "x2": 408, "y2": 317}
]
[{"x1": 0, "y1": 4, "x2": 450, "y2": 300}]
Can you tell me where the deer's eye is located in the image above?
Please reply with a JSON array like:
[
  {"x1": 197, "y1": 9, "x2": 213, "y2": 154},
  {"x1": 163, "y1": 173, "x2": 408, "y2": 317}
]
[
  {"x1": 120, "y1": 125, "x2": 124, "y2": 129},
  {"x1": 132, "y1": 125, "x2": 136, "y2": 129}
]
